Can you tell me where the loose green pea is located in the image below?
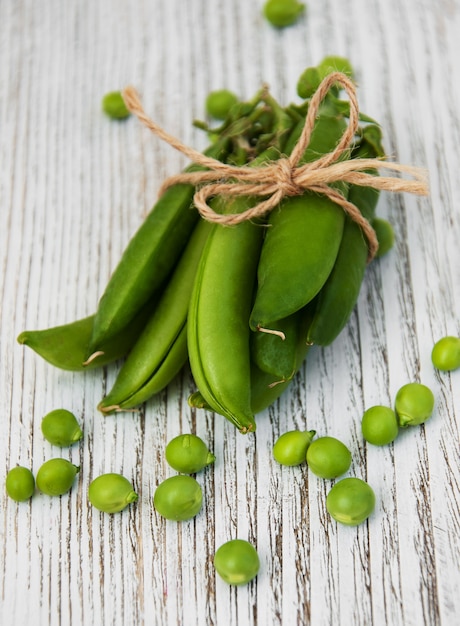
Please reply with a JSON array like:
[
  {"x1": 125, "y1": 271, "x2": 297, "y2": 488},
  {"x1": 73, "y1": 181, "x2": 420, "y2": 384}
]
[
  {"x1": 88, "y1": 473, "x2": 138, "y2": 513},
  {"x1": 205, "y1": 90, "x2": 239, "y2": 120},
  {"x1": 165, "y1": 434, "x2": 215, "y2": 474},
  {"x1": 394, "y1": 382, "x2": 435, "y2": 427},
  {"x1": 153, "y1": 475, "x2": 202, "y2": 521},
  {"x1": 361, "y1": 406, "x2": 399, "y2": 446},
  {"x1": 273, "y1": 429, "x2": 316, "y2": 466},
  {"x1": 326, "y1": 477, "x2": 375, "y2": 526},
  {"x1": 102, "y1": 91, "x2": 130, "y2": 119},
  {"x1": 5, "y1": 466, "x2": 35, "y2": 502},
  {"x1": 36, "y1": 458, "x2": 79, "y2": 496},
  {"x1": 317, "y1": 55, "x2": 355, "y2": 80},
  {"x1": 297, "y1": 66, "x2": 321, "y2": 99},
  {"x1": 431, "y1": 336, "x2": 460, "y2": 371},
  {"x1": 372, "y1": 218, "x2": 394, "y2": 257},
  {"x1": 214, "y1": 539, "x2": 260, "y2": 585},
  {"x1": 306, "y1": 436, "x2": 352, "y2": 479},
  {"x1": 41, "y1": 409, "x2": 83, "y2": 447},
  {"x1": 263, "y1": 0, "x2": 305, "y2": 28}
]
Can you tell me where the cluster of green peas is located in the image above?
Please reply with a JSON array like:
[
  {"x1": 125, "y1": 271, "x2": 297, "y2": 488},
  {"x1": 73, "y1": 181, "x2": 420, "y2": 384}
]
[
  {"x1": 272, "y1": 335, "x2": 460, "y2": 526},
  {"x1": 5, "y1": 408, "x2": 138, "y2": 513},
  {"x1": 6, "y1": 423, "x2": 259, "y2": 585},
  {"x1": 6, "y1": 335, "x2": 457, "y2": 583},
  {"x1": 273, "y1": 383, "x2": 436, "y2": 527},
  {"x1": 5, "y1": 409, "x2": 82, "y2": 502},
  {"x1": 153, "y1": 434, "x2": 260, "y2": 586}
]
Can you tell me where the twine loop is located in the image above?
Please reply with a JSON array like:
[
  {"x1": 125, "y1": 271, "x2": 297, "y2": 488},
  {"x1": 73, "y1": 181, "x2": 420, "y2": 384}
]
[{"x1": 122, "y1": 72, "x2": 429, "y2": 261}]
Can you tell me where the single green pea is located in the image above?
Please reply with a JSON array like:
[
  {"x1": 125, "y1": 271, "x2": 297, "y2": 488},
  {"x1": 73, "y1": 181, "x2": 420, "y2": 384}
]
[
  {"x1": 41, "y1": 409, "x2": 83, "y2": 447},
  {"x1": 317, "y1": 56, "x2": 355, "y2": 80},
  {"x1": 102, "y1": 91, "x2": 130, "y2": 119},
  {"x1": 296, "y1": 67, "x2": 321, "y2": 99},
  {"x1": 263, "y1": 0, "x2": 305, "y2": 28},
  {"x1": 372, "y1": 218, "x2": 395, "y2": 257},
  {"x1": 394, "y1": 382, "x2": 435, "y2": 427},
  {"x1": 88, "y1": 473, "x2": 138, "y2": 513},
  {"x1": 431, "y1": 336, "x2": 460, "y2": 371},
  {"x1": 326, "y1": 477, "x2": 376, "y2": 526},
  {"x1": 306, "y1": 436, "x2": 352, "y2": 479},
  {"x1": 214, "y1": 539, "x2": 260, "y2": 585},
  {"x1": 205, "y1": 90, "x2": 239, "y2": 120},
  {"x1": 5, "y1": 466, "x2": 35, "y2": 502},
  {"x1": 36, "y1": 458, "x2": 79, "y2": 496},
  {"x1": 273, "y1": 429, "x2": 316, "y2": 466},
  {"x1": 153, "y1": 475, "x2": 202, "y2": 521},
  {"x1": 361, "y1": 406, "x2": 399, "y2": 446},
  {"x1": 165, "y1": 434, "x2": 215, "y2": 474}
]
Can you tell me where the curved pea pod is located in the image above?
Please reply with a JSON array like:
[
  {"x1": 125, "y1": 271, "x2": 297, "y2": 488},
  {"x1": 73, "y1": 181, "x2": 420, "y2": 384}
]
[
  {"x1": 249, "y1": 191, "x2": 345, "y2": 331},
  {"x1": 16, "y1": 300, "x2": 154, "y2": 371},
  {"x1": 305, "y1": 142, "x2": 382, "y2": 346},
  {"x1": 86, "y1": 140, "x2": 229, "y2": 359},
  {"x1": 188, "y1": 142, "x2": 291, "y2": 433},
  {"x1": 188, "y1": 203, "x2": 262, "y2": 433},
  {"x1": 101, "y1": 324, "x2": 188, "y2": 413},
  {"x1": 188, "y1": 365, "x2": 296, "y2": 417},
  {"x1": 98, "y1": 218, "x2": 213, "y2": 413},
  {"x1": 189, "y1": 334, "x2": 310, "y2": 416},
  {"x1": 249, "y1": 114, "x2": 348, "y2": 332}
]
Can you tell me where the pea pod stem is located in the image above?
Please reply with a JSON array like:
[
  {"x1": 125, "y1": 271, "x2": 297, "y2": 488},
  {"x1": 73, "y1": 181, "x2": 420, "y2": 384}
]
[{"x1": 17, "y1": 298, "x2": 155, "y2": 372}]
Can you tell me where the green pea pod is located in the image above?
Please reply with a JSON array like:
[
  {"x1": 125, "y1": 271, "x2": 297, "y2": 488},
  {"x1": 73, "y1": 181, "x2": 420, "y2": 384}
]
[
  {"x1": 188, "y1": 203, "x2": 263, "y2": 433},
  {"x1": 87, "y1": 139, "x2": 230, "y2": 359},
  {"x1": 305, "y1": 141, "x2": 383, "y2": 346},
  {"x1": 249, "y1": 114, "x2": 348, "y2": 332},
  {"x1": 251, "y1": 331, "x2": 311, "y2": 414},
  {"x1": 188, "y1": 347, "x2": 310, "y2": 416},
  {"x1": 250, "y1": 300, "x2": 314, "y2": 380},
  {"x1": 249, "y1": 191, "x2": 345, "y2": 330},
  {"x1": 187, "y1": 142, "x2": 293, "y2": 433},
  {"x1": 101, "y1": 324, "x2": 188, "y2": 412},
  {"x1": 250, "y1": 313, "x2": 301, "y2": 380},
  {"x1": 98, "y1": 218, "x2": 213, "y2": 413},
  {"x1": 17, "y1": 300, "x2": 154, "y2": 371}
]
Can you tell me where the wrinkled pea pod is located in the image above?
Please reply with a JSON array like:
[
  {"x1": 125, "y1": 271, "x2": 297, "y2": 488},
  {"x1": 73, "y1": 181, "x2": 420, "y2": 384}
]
[
  {"x1": 17, "y1": 298, "x2": 155, "y2": 371},
  {"x1": 306, "y1": 134, "x2": 384, "y2": 346},
  {"x1": 249, "y1": 113, "x2": 348, "y2": 333},
  {"x1": 98, "y1": 218, "x2": 213, "y2": 414},
  {"x1": 86, "y1": 138, "x2": 231, "y2": 360}
]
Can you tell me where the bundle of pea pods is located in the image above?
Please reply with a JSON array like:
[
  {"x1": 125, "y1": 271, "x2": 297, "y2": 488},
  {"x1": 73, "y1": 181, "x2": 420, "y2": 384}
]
[{"x1": 18, "y1": 58, "x2": 391, "y2": 434}]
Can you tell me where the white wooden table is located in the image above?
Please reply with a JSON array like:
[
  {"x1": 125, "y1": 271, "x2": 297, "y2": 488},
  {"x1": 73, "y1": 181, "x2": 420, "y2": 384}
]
[{"x1": 1, "y1": 1, "x2": 459, "y2": 625}]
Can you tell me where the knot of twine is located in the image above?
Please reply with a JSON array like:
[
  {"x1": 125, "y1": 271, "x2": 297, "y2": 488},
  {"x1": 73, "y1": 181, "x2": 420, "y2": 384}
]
[{"x1": 122, "y1": 72, "x2": 429, "y2": 261}]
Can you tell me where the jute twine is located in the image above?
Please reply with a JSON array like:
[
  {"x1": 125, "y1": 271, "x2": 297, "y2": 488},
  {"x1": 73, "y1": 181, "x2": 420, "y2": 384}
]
[{"x1": 122, "y1": 72, "x2": 429, "y2": 261}]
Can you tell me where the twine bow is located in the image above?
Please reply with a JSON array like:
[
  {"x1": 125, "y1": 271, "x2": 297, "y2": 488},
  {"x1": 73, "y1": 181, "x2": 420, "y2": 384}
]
[{"x1": 122, "y1": 72, "x2": 429, "y2": 261}]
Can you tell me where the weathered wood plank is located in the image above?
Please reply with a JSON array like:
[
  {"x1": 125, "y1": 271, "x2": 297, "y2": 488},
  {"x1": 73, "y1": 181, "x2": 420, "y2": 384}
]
[{"x1": 1, "y1": 1, "x2": 459, "y2": 625}]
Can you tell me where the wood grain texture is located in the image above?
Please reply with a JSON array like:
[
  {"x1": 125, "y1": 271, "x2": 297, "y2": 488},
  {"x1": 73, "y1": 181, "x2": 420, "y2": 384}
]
[{"x1": 1, "y1": 1, "x2": 459, "y2": 625}]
